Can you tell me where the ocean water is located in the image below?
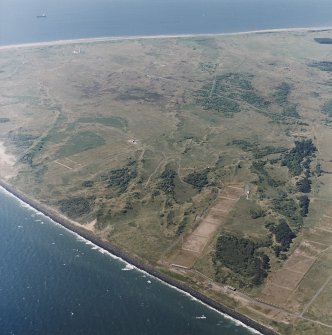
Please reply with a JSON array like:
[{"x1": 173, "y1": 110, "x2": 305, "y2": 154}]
[
  {"x1": 1, "y1": 0, "x2": 332, "y2": 45},
  {"x1": 0, "y1": 189, "x2": 254, "y2": 335}
]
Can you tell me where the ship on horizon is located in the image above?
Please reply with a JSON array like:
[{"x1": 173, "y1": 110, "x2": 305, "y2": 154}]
[{"x1": 36, "y1": 13, "x2": 46, "y2": 18}]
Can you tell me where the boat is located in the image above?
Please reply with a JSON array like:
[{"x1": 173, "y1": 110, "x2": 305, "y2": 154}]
[{"x1": 36, "y1": 13, "x2": 46, "y2": 18}]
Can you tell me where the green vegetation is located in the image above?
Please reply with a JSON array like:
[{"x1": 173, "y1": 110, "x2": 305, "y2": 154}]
[
  {"x1": 273, "y1": 82, "x2": 300, "y2": 119},
  {"x1": 241, "y1": 91, "x2": 269, "y2": 109},
  {"x1": 82, "y1": 180, "x2": 94, "y2": 188},
  {"x1": 158, "y1": 169, "x2": 177, "y2": 194},
  {"x1": 183, "y1": 170, "x2": 209, "y2": 190},
  {"x1": 274, "y1": 82, "x2": 291, "y2": 104},
  {"x1": 176, "y1": 215, "x2": 189, "y2": 236},
  {"x1": 314, "y1": 38, "x2": 332, "y2": 44},
  {"x1": 272, "y1": 193, "x2": 303, "y2": 227},
  {"x1": 77, "y1": 116, "x2": 127, "y2": 129},
  {"x1": 105, "y1": 162, "x2": 137, "y2": 194},
  {"x1": 296, "y1": 176, "x2": 311, "y2": 193},
  {"x1": 231, "y1": 139, "x2": 287, "y2": 159},
  {"x1": 282, "y1": 104, "x2": 300, "y2": 119},
  {"x1": 215, "y1": 234, "x2": 270, "y2": 286},
  {"x1": 315, "y1": 163, "x2": 322, "y2": 176},
  {"x1": 56, "y1": 131, "x2": 105, "y2": 157},
  {"x1": 3, "y1": 31, "x2": 332, "y2": 334},
  {"x1": 195, "y1": 73, "x2": 255, "y2": 116},
  {"x1": 196, "y1": 90, "x2": 240, "y2": 115},
  {"x1": 249, "y1": 205, "x2": 265, "y2": 219},
  {"x1": 251, "y1": 160, "x2": 283, "y2": 189},
  {"x1": 298, "y1": 195, "x2": 310, "y2": 216},
  {"x1": 231, "y1": 139, "x2": 256, "y2": 151},
  {"x1": 270, "y1": 220, "x2": 296, "y2": 252},
  {"x1": 254, "y1": 146, "x2": 288, "y2": 159},
  {"x1": 281, "y1": 139, "x2": 316, "y2": 176},
  {"x1": 58, "y1": 196, "x2": 94, "y2": 218},
  {"x1": 322, "y1": 100, "x2": 332, "y2": 117},
  {"x1": 8, "y1": 130, "x2": 38, "y2": 149},
  {"x1": 310, "y1": 61, "x2": 332, "y2": 72}
]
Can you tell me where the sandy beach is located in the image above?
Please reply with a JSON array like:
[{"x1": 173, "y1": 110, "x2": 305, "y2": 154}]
[
  {"x1": 0, "y1": 179, "x2": 278, "y2": 335},
  {"x1": 0, "y1": 141, "x2": 17, "y2": 179},
  {"x1": 0, "y1": 26, "x2": 331, "y2": 52}
]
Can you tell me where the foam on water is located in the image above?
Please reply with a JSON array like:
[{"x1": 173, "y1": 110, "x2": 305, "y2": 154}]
[
  {"x1": 122, "y1": 264, "x2": 135, "y2": 271},
  {"x1": 0, "y1": 186, "x2": 261, "y2": 334}
]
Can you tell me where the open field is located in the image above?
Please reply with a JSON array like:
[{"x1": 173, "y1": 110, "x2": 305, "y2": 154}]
[
  {"x1": 165, "y1": 184, "x2": 243, "y2": 268},
  {"x1": 1, "y1": 29, "x2": 332, "y2": 334}
]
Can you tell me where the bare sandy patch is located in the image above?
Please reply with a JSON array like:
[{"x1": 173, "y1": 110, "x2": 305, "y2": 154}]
[
  {"x1": 0, "y1": 142, "x2": 17, "y2": 179},
  {"x1": 165, "y1": 184, "x2": 243, "y2": 267}
]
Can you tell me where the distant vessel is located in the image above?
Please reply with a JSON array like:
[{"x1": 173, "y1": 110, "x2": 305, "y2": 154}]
[{"x1": 36, "y1": 13, "x2": 46, "y2": 18}]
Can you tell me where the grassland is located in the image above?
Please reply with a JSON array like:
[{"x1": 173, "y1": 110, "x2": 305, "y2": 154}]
[{"x1": 1, "y1": 29, "x2": 332, "y2": 334}]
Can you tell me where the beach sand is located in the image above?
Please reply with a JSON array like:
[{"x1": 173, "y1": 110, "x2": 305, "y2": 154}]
[
  {"x1": 0, "y1": 26, "x2": 331, "y2": 51},
  {"x1": 0, "y1": 142, "x2": 17, "y2": 179}
]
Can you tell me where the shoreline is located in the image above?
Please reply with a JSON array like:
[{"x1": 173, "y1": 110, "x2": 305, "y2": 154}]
[
  {"x1": 0, "y1": 26, "x2": 331, "y2": 51},
  {"x1": 0, "y1": 179, "x2": 278, "y2": 335}
]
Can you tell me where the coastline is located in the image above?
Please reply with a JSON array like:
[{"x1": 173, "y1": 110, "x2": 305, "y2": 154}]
[
  {"x1": 0, "y1": 179, "x2": 278, "y2": 335},
  {"x1": 0, "y1": 26, "x2": 331, "y2": 51}
]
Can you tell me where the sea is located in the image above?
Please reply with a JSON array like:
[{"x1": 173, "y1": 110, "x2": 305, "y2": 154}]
[
  {"x1": 0, "y1": 189, "x2": 255, "y2": 335},
  {"x1": 1, "y1": 0, "x2": 332, "y2": 45},
  {"x1": 0, "y1": 0, "x2": 331, "y2": 334}
]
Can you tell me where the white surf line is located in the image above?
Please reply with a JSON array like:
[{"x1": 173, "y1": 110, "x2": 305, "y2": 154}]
[
  {"x1": 0, "y1": 26, "x2": 332, "y2": 51},
  {"x1": 0, "y1": 185, "x2": 263, "y2": 335}
]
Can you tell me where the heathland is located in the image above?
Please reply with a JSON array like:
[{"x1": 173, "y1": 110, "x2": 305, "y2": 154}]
[{"x1": 1, "y1": 29, "x2": 332, "y2": 334}]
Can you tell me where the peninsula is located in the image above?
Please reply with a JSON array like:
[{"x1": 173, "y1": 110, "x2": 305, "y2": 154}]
[{"x1": 1, "y1": 29, "x2": 332, "y2": 335}]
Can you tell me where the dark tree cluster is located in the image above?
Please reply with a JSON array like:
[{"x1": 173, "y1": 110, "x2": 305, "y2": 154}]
[
  {"x1": 253, "y1": 146, "x2": 288, "y2": 159},
  {"x1": 281, "y1": 139, "x2": 316, "y2": 176},
  {"x1": 158, "y1": 169, "x2": 176, "y2": 194},
  {"x1": 249, "y1": 206, "x2": 265, "y2": 219},
  {"x1": 273, "y1": 83, "x2": 300, "y2": 119},
  {"x1": 184, "y1": 170, "x2": 209, "y2": 190},
  {"x1": 298, "y1": 195, "x2": 310, "y2": 216},
  {"x1": 195, "y1": 72, "x2": 271, "y2": 116},
  {"x1": 215, "y1": 234, "x2": 270, "y2": 286},
  {"x1": 250, "y1": 160, "x2": 282, "y2": 189},
  {"x1": 269, "y1": 220, "x2": 296, "y2": 252},
  {"x1": 315, "y1": 163, "x2": 322, "y2": 177},
  {"x1": 241, "y1": 91, "x2": 270, "y2": 109},
  {"x1": 310, "y1": 61, "x2": 332, "y2": 72},
  {"x1": 274, "y1": 82, "x2": 291, "y2": 104},
  {"x1": 106, "y1": 163, "x2": 137, "y2": 194},
  {"x1": 231, "y1": 139, "x2": 287, "y2": 159},
  {"x1": 82, "y1": 180, "x2": 94, "y2": 188},
  {"x1": 296, "y1": 177, "x2": 311, "y2": 193},
  {"x1": 272, "y1": 193, "x2": 302, "y2": 226},
  {"x1": 58, "y1": 196, "x2": 94, "y2": 218},
  {"x1": 176, "y1": 215, "x2": 189, "y2": 236}
]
